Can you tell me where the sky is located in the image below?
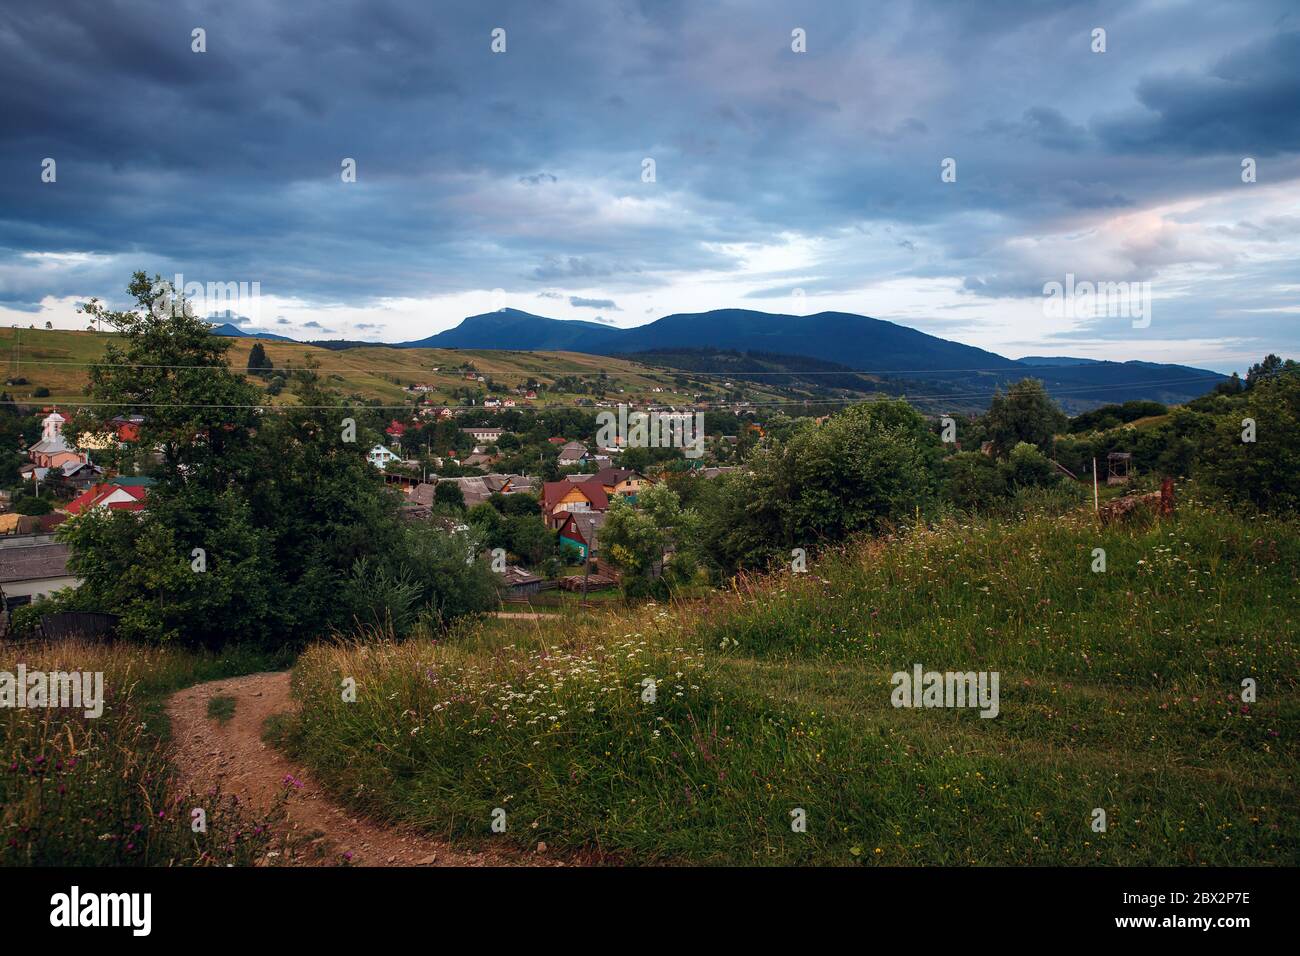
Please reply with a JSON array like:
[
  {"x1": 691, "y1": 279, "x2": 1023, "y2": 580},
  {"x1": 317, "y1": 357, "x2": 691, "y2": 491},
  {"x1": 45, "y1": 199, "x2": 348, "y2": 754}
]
[{"x1": 1, "y1": 0, "x2": 1297, "y2": 373}]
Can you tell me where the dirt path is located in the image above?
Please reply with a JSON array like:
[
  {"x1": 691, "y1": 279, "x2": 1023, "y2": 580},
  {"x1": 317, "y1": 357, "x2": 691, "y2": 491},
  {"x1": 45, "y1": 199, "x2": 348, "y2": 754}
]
[{"x1": 167, "y1": 671, "x2": 562, "y2": 867}]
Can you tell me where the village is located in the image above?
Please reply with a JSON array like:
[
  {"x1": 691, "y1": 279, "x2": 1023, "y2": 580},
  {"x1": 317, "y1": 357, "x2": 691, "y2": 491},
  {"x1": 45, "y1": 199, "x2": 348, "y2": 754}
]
[{"x1": 0, "y1": 400, "x2": 742, "y2": 629}]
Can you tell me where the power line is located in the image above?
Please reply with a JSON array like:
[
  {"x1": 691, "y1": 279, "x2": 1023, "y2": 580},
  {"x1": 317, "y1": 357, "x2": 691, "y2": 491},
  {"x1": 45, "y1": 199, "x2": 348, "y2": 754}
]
[{"x1": 0, "y1": 373, "x2": 1227, "y2": 413}]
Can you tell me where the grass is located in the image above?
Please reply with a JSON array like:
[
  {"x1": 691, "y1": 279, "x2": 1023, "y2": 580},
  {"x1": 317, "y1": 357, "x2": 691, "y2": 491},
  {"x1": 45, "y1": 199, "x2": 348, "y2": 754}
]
[
  {"x1": 280, "y1": 502, "x2": 1299, "y2": 865},
  {"x1": 0, "y1": 326, "x2": 777, "y2": 409},
  {"x1": 207, "y1": 695, "x2": 237, "y2": 724},
  {"x1": 1, "y1": 640, "x2": 292, "y2": 866}
]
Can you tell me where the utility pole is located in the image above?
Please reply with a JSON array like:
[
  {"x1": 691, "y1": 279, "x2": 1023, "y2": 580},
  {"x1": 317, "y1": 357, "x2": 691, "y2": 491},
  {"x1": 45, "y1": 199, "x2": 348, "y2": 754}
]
[{"x1": 1092, "y1": 457, "x2": 1099, "y2": 516}]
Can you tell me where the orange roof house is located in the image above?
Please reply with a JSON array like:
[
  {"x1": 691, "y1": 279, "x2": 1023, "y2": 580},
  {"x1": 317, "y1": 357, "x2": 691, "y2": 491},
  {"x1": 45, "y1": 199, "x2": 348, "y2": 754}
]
[{"x1": 540, "y1": 479, "x2": 610, "y2": 529}]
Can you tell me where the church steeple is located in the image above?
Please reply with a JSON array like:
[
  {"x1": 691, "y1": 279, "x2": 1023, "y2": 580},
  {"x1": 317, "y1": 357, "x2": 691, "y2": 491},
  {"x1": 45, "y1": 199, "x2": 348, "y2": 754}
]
[{"x1": 41, "y1": 408, "x2": 66, "y2": 442}]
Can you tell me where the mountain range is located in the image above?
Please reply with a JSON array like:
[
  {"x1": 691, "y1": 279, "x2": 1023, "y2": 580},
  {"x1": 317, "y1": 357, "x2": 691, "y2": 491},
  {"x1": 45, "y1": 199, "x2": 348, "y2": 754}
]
[{"x1": 213, "y1": 307, "x2": 1227, "y2": 410}]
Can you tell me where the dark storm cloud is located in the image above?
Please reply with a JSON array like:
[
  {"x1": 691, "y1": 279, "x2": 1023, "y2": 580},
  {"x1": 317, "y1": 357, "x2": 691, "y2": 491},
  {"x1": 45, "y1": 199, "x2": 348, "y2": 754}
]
[
  {"x1": 1093, "y1": 31, "x2": 1300, "y2": 156},
  {"x1": 0, "y1": 0, "x2": 1296, "y2": 356}
]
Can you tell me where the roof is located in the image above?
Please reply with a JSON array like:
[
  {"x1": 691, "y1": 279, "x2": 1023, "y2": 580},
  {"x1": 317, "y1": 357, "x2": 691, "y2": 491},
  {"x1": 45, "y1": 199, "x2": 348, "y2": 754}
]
[
  {"x1": 591, "y1": 467, "x2": 643, "y2": 487},
  {"x1": 0, "y1": 543, "x2": 73, "y2": 584},
  {"x1": 558, "y1": 510, "x2": 606, "y2": 549},
  {"x1": 66, "y1": 483, "x2": 149, "y2": 516},
  {"x1": 541, "y1": 479, "x2": 610, "y2": 514},
  {"x1": 557, "y1": 441, "x2": 588, "y2": 459},
  {"x1": 502, "y1": 474, "x2": 533, "y2": 493},
  {"x1": 29, "y1": 436, "x2": 74, "y2": 455},
  {"x1": 501, "y1": 565, "x2": 542, "y2": 587}
]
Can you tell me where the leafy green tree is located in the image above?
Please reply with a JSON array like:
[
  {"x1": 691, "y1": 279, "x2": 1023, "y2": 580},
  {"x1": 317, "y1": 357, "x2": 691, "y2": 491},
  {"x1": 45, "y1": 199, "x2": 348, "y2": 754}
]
[
  {"x1": 60, "y1": 492, "x2": 274, "y2": 646},
  {"x1": 983, "y1": 379, "x2": 1068, "y2": 457},
  {"x1": 694, "y1": 400, "x2": 943, "y2": 574},
  {"x1": 1198, "y1": 371, "x2": 1300, "y2": 513},
  {"x1": 601, "y1": 483, "x2": 694, "y2": 597},
  {"x1": 504, "y1": 513, "x2": 555, "y2": 566},
  {"x1": 1001, "y1": 442, "x2": 1060, "y2": 489},
  {"x1": 78, "y1": 273, "x2": 261, "y2": 489},
  {"x1": 434, "y1": 481, "x2": 465, "y2": 510}
]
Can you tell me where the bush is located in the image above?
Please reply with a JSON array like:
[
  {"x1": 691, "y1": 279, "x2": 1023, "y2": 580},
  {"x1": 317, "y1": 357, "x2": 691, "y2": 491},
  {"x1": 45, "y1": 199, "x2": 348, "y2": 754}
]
[
  {"x1": 943, "y1": 451, "x2": 1007, "y2": 511},
  {"x1": 13, "y1": 495, "x2": 52, "y2": 516},
  {"x1": 1002, "y1": 442, "x2": 1060, "y2": 490}
]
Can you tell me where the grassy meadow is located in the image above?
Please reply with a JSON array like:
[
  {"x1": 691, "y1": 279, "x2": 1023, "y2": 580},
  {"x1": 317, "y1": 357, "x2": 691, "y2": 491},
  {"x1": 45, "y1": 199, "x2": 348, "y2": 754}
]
[
  {"x1": 0, "y1": 326, "x2": 769, "y2": 408},
  {"x1": 282, "y1": 503, "x2": 1299, "y2": 865},
  {"x1": 0, "y1": 641, "x2": 289, "y2": 865}
]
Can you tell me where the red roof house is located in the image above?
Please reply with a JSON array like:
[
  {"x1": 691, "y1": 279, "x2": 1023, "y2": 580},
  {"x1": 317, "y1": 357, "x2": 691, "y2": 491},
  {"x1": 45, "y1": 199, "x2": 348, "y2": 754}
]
[{"x1": 66, "y1": 483, "x2": 149, "y2": 516}]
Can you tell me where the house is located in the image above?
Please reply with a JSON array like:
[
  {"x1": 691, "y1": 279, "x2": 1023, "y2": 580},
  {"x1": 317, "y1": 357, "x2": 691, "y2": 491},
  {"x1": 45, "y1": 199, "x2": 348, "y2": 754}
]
[
  {"x1": 385, "y1": 420, "x2": 407, "y2": 442},
  {"x1": 412, "y1": 474, "x2": 515, "y2": 509},
  {"x1": 368, "y1": 444, "x2": 400, "y2": 470},
  {"x1": 500, "y1": 565, "x2": 543, "y2": 597},
  {"x1": 27, "y1": 411, "x2": 88, "y2": 472},
  {"x1": 699, "y1": 466, "x2": 737, "y2": 480},
  {"x1": 57, "y1": 460, "x2": 105, "y2": 494},
  {"x1": 0, "y1": 543, "x2": 80, "y2": 615},
  {"x1": 461, "y1": 427, "x2": 505, "y2": 443},
  {"x1": 540, "y1": 479, "x2": 609, "y2": 528},
  {"x1": 556, "y1": 441, "x2": 589, "y2": 467},
  {"x1": 557, "y1": 511, "x2": 606, "y2": 560},
  {"x1": 483, "y1": 398, "x2": 502, "y2": 409},
  {"x1": 0, "y1": 513, "x2": 67, "y2": 536},
  {"x1": 461, "y1": 452, "x2": 495, "y2": 470},
  {"x1": 547, "y1": 436, "x2": 567, "y2": 445},
  {"x1": 66, "y1": 482, "x2": 149, "y2": 516},
  {"x1": 501, "y1": 474, "x2": 533, "y2": 495},
  {"x1": 111, "y1": 416, "x2": 144, "y2": 442},
  {"x1": 525, "y1": 390, "x2": 538, "y2": 400},
  {"x1": 590, "y1": 467, "x2": 648, "y2": 499}
]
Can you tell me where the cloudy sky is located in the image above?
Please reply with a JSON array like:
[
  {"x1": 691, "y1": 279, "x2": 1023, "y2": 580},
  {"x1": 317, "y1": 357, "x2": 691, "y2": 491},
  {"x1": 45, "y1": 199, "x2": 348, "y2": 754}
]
[{"x1": 2, "y1": 0, "x2": 1297, "y2": 372}]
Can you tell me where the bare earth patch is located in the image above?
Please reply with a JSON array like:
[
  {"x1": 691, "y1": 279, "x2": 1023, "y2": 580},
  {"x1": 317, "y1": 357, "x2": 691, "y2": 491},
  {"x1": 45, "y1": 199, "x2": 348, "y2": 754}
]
[{"x1": 167, "y1": 671, "x2": 562, "y2": 867}]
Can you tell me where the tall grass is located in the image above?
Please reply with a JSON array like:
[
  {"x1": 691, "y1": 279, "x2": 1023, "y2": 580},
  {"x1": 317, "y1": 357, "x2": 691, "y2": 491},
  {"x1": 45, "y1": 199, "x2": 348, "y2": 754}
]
[
  {"x1": 283, "y1": 504, "x2": 1299, "y2": 865},
  {"x1": 1, "y1": 641, "x2": 290, "y2": 866}
]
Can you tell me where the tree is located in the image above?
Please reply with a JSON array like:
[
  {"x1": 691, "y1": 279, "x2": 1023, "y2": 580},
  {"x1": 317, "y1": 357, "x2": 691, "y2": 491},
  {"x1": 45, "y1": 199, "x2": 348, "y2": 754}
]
[
  {"x1": 77, "y1": 273, "x2": 261, "y2": 488},
  {"x1": 1198, "y1": 370, "x2": 1300, "y2": 514},
  {"x1": 601, "y1": 483, "x2": 694, "y2": 597},
  {"x1": 1002, "y1": 442, "x2": 1060, "y2": 489},
  {"x1": 434, "y1": 481, "x2": 465, "y2": 510},
  {"x1": 59, "y1": 272, "x2": 489, "y2": 648},
  {"x1": 504, "y1": 513, "x2": 555, "y2": 566},
  {"x1": 694, "y1": 400, "x2": 943, "y2": 574},
  {"x1": 247, "y1": 342, "x2": 275, "y2": 379},
  {"x1": 983, "y1": 379, "x2": 1067, "y2": 457}
]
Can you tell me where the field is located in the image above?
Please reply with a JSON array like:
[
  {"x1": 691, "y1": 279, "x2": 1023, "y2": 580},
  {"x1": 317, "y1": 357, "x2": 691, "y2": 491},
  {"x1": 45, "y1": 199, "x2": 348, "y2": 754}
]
[
  {"x1": 278, "y1": 502, "x2": 1300, "y2": 865},
  {"x1": 0, "y1": 327, "x2": 790, "y2": 409}
]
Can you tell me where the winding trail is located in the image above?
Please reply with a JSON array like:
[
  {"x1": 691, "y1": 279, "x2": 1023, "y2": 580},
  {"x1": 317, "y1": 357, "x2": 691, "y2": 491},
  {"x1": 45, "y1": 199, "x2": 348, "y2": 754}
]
[{"x1": 167, "y1": 671, "x2": 562, "y2": 867}]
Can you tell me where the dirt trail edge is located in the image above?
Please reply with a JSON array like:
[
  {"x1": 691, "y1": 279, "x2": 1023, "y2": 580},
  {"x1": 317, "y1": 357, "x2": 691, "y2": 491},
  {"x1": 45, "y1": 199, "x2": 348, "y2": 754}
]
[{"x1": 167, "y1": 671, "x2": 561, "y2": 867}]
